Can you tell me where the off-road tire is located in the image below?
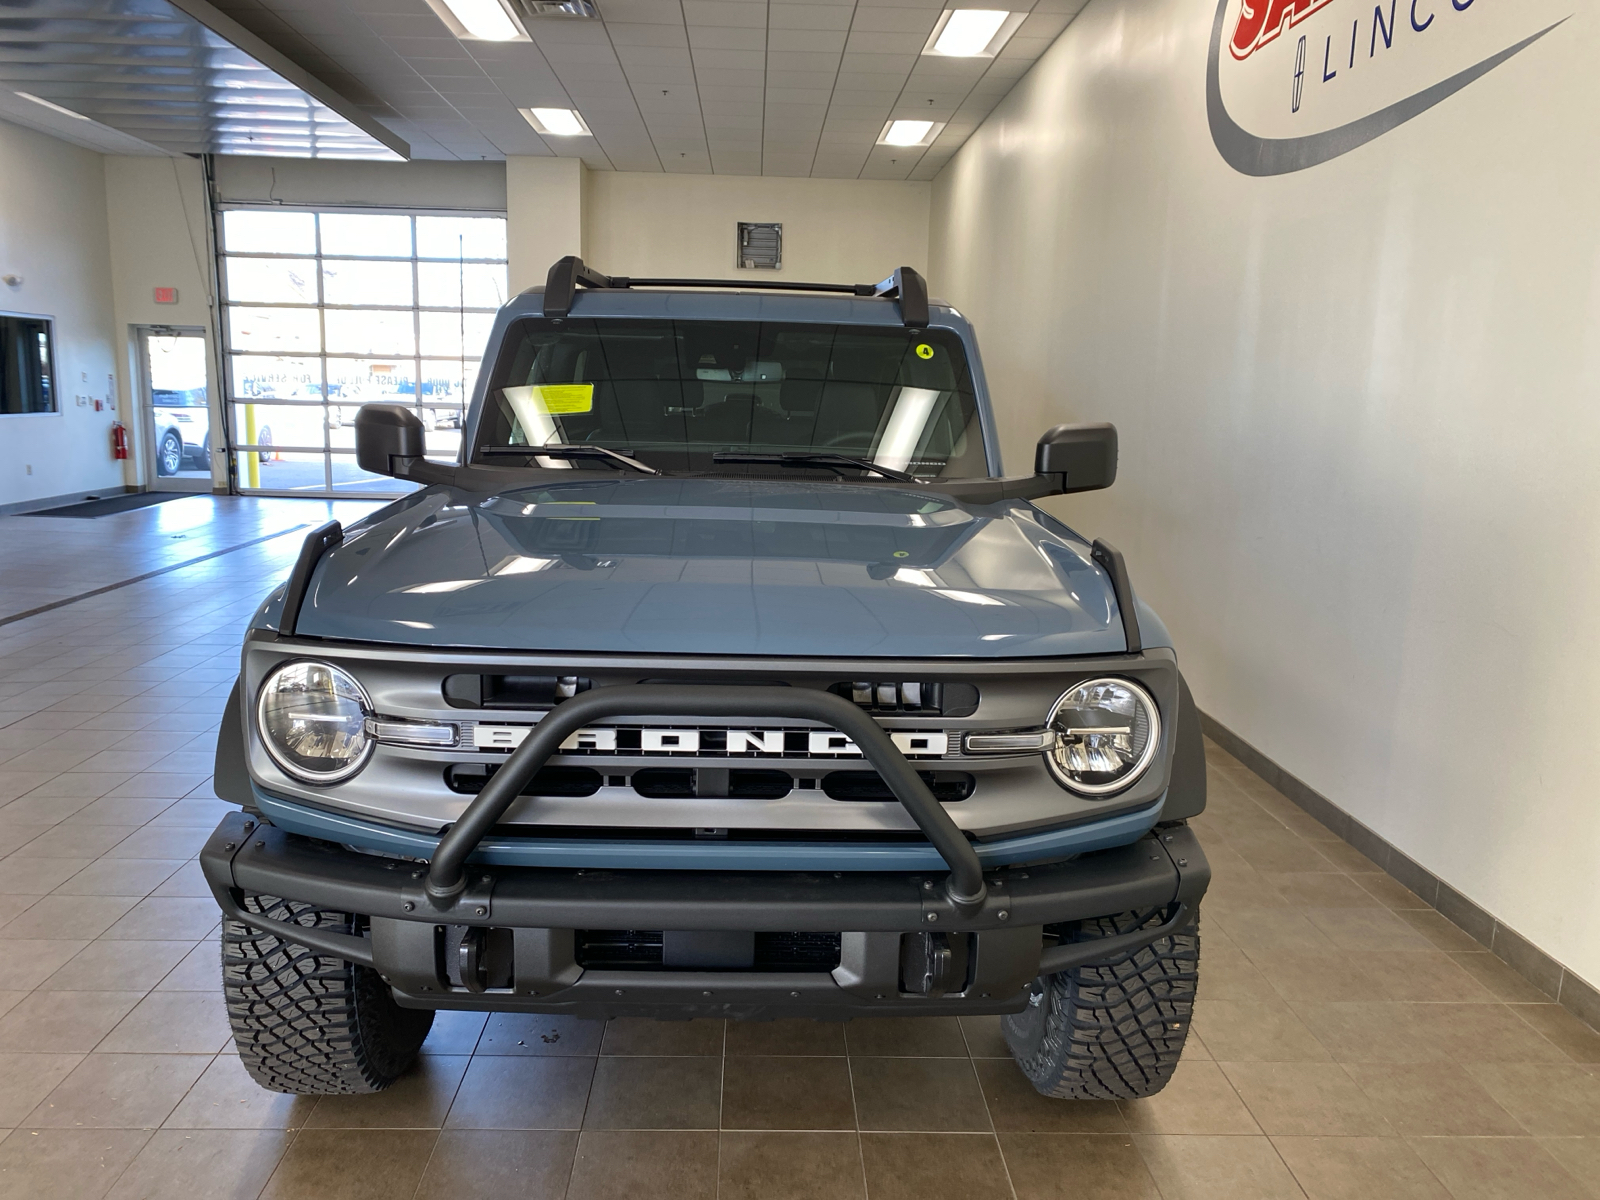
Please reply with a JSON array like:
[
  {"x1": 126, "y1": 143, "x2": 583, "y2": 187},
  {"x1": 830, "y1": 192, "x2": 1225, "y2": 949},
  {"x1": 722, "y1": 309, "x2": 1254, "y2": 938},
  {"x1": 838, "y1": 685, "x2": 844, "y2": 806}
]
[
  {"x1": 1003, "y1": 907, "x2": 1199, "y2": 1100},
  {"x1": 221, "y1": 895, "x2": 434, "y2": 1094}
]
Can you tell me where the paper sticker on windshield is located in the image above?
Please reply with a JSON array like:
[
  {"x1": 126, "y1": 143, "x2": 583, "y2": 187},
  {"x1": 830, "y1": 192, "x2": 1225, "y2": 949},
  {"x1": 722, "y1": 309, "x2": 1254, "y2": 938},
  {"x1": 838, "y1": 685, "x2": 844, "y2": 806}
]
[
  {"x1": 529, "y1": 384, "x2": 593, "y2": 414},
  {"x1": 915, "y1": 344, "x2": 935, "y2": 360}
]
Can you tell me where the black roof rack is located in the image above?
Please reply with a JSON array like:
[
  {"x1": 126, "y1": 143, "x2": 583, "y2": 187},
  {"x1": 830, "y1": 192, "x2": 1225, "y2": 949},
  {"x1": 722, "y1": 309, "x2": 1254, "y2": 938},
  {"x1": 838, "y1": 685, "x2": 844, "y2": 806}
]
[{"x1": 538, "y1": 256, "x2": 930, "y2": 329}]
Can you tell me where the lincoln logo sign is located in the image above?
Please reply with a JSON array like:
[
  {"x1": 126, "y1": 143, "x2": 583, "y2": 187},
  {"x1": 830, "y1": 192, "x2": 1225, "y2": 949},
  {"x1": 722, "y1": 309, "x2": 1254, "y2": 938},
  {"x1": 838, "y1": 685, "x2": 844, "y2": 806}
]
[{"x1": 1208, "y1": 0, "x2": 1568, "y2": 175}]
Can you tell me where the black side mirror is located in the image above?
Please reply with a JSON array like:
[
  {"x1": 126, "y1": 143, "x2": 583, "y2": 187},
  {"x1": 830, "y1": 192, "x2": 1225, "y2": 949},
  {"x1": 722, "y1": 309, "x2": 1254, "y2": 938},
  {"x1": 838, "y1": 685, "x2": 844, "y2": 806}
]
[
  {"x1": 355, "y1": 404, "x2": 426, "y2": 478},
  {"x1": 1036, "y1": 423, "x2": 1117, "y2": 493}
]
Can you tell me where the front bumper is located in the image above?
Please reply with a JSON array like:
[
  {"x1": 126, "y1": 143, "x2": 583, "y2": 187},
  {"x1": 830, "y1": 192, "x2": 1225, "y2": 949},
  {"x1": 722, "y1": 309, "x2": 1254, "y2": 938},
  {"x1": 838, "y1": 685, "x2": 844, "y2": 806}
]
[{"x1": 201, "y1": 811, "x2": 1209, "y2": 1020}]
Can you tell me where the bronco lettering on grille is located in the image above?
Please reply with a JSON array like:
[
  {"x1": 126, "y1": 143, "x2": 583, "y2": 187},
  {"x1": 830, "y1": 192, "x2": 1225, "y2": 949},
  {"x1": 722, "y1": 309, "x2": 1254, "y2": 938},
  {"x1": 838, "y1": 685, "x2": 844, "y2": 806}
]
[{"x1": 471, "y1": 723, "x2": 953, "y2": 758}]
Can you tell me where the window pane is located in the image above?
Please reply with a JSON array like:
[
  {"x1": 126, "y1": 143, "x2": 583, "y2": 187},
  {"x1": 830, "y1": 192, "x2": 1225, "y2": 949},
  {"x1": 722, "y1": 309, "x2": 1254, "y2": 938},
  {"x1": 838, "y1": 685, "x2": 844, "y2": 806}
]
[
  {"x1": 226, "y1": 257, "x2": 317, "y2": 304},
  {"x1": 322, "y1": 259, "x2": 415, "y2": 307},
  {"x1": 327, "y1": 358, "x2": 416, "y2": 411},
  {"x1": 223, "y1": 211, "x2": 316, "y2": 255},
  {"x1": 228, "y1": 307, "x2": 321, "y2": 353},
  {"x1": 0, "y1": 316, "x2": 56, "y2": 414},
  {"x1": 419, "y1": 310, "x2": 495, "y2": 358},
  {"x1": 418, "y1": 262, "x2": 508, "y2": 310},
  {"x1": 234, "y1": 448, "x2": 328, "y2": 492},
  {"x1": 231, "y1": 355, "x2": 324, "y2": 400},
  {"x1": 319, "y1": 213, "x2": 411, "y2": 258},
  {"x1": 232, "y1": 403, "x2": 327, "y2": 452},
  {"x1": 324, "y1": 309, "x2": 416, "y2": 356},
  {"x1": 421, "y1": 358, "x2": 481, "y2": 409},
  {"x1": 416, "y1": 216, "x2": 507, "y2": 260}
]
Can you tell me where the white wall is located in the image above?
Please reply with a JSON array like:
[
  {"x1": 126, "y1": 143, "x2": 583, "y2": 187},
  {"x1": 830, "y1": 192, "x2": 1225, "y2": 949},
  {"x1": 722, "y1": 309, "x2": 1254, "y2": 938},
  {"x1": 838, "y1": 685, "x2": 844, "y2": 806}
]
[
  {"x1": 583, "y1": 172, "x2": 930, "y2": 285},
  {"x1": 930, "y1": 0, "x2": 1600, "y2": 986},
  {"x1": 506, "y1": 157, "x2": 584, "y2": 295},
  {"x1": 105, "y1": 156, "x2": 224, "y2": 489},
  {"x1": 0, "y1": 118, "x2": 120, "y2": 510},
  {"x1": 506, "y1": 161, "x2": 931, "y2": 290}
]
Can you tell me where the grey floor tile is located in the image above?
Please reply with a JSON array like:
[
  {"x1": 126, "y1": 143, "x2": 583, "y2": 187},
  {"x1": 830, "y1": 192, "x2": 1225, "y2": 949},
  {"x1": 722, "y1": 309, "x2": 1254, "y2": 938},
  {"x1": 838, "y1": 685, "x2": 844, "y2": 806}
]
[
  {"x1": 1406, "y1": 1135, "x2": 1591, "y2": 1200},
  {"x1": 859, "y1": 1132, "x2": 1011, "y2": 1200},
  {"x1": 24, "y1": 1052, "x2": 211, "y2": 1130},
  {"x1": 1272, "y1": 1136, "x2": 1449, "y2": 1200},
  {"x1": 566, "y1": 1130, "x2": 717, "y2": 1200},
  {"x1": 259, "y1": 1128, "x2": 438, "y2": 1200},
  {"x1": 719, "y1": 1130, "x2": 865, "y2": 1200},
  {"x1": 850, "y1": 1057, "x2": 991, "y2": 1132},
  {"x1": 442, "y1": 1055, "x2": 594, "y2": 1129},
  {"x1": 105, "y1": 1128, "x2": 293, "y2": 1200},
  {"x1": 0, "y1": 1127, "x2": 151, "y2": 1200},
  {"x1": 413, "y1": 1129, "x2": 576, "y2": 1200},
  {"x1": 583, "y1": 1056, "x2": 722, "y2": 1130},
  {"x1": 38, "y1": 939, "x2": 195, "y2": 992}
]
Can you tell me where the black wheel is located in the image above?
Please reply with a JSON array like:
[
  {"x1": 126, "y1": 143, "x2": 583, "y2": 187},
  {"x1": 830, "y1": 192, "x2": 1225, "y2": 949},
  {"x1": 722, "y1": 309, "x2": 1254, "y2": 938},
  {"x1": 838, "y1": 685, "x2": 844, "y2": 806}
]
[
  {"x1": 257, "y1": 426, "x2": 273, "y2": 467},
  {"x1": 1004, "y1": 907, "x2": 1199, "y2": 1100},
  {"x1": 157, "y1": 429, "x2": 182, "y2": 476},
  {"x1": 221, "y1": 895, "x2": 434, "y2": 1094}
]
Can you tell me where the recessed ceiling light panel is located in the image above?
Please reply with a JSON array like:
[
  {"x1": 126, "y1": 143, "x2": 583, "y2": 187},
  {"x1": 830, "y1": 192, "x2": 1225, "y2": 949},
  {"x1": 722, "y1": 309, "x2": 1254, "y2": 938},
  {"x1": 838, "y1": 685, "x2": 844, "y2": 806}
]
[
  {"x1": 15, "y1": 91, "x2": 90, "y2": 120},
  {"x1": 922, "y1": 9, "x2": 1026, "y2": 57},
  {"x1": 877, "y1": 119, "x2": 945, "y2": 148},
  {"x1": 521, "y1": 107, "x2": 593, "y2": 137},
  {"x1": 424, "y1": 0, "x2": 525, "y2": 40}
]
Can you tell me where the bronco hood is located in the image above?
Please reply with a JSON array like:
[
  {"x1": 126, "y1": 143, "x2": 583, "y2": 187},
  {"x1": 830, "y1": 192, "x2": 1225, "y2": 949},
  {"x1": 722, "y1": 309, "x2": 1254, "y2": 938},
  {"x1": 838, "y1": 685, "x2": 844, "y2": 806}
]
[{"x1": 283, "y1": 478, "x2": 1142, "y2": 658}]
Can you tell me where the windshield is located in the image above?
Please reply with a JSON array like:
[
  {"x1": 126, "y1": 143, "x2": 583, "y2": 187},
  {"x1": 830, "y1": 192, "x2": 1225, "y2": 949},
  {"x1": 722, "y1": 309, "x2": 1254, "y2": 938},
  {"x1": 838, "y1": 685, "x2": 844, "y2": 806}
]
[{"x1": 472, "y1": 318, "x2": 988, "y2": 478}]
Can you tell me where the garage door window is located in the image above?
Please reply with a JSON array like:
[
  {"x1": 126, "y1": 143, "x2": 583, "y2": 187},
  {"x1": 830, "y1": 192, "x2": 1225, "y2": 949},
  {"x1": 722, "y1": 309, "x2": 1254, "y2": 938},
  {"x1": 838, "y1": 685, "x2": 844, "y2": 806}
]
[{"x1": 219, "y1": 208, "x2": 508, "y2": 495}]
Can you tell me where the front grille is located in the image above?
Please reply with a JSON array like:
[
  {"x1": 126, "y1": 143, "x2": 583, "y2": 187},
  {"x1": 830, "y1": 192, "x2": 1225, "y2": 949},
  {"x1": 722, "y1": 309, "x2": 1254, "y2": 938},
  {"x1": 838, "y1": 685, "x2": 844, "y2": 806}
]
[
  {"x1": 821, "y1": 770, "x2": 975, "y2": 802},
  {"x1": 444, "y1": 764, "x2": 602, "y2": 796},
  {"x1": 574, "y1": 929, "x2": 842, "y2": 971}
]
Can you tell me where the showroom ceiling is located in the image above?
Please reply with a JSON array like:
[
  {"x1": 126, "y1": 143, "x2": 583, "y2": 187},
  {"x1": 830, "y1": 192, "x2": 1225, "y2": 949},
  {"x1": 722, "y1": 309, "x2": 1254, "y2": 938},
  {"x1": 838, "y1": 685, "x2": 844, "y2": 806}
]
[
  {"x1": 0, "y1": 0, "x2": 407, "y2": 158},
  {"x1": 201, "y1": 0, "x2": 1087, "y2": 176}
]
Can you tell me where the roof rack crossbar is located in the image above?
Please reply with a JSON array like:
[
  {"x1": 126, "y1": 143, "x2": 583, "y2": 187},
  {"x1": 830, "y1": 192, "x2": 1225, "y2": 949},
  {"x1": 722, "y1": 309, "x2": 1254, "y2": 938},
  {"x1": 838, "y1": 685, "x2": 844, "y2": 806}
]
[
  {"x1": 873, "y1": 266, "x2": 930, "y2": 329},
  {"x1": 539, "y1": 256, "x2": 932, "y2": 327},
  {"x1": 543, "y1": 255, "x2": 616, "y2": 319}
]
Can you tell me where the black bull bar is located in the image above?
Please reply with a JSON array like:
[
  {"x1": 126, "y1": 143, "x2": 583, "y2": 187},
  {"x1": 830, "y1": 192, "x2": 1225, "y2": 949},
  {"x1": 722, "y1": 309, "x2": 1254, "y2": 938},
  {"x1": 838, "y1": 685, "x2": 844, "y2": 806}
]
[
  {"x1": 425, "y1": 685, "x2": 988, "y2": 908},
  {"x1": 203, "y1": 684, "x2": 1208, "y2": 990}
]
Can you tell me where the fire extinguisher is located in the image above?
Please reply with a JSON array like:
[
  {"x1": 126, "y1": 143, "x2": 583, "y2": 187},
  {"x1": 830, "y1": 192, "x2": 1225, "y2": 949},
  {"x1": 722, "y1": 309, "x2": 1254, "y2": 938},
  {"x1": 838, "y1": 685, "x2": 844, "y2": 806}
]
[{"x1": 111, "y1": 421, "x2": 129, "y2": 461}]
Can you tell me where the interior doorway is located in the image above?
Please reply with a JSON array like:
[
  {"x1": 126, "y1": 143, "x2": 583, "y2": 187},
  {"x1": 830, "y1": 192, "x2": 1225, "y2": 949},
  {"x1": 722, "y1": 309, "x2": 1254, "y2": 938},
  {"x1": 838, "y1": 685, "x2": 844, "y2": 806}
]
[{"x1": 136, "y1": 326, "x2": 213, "y2": 492}]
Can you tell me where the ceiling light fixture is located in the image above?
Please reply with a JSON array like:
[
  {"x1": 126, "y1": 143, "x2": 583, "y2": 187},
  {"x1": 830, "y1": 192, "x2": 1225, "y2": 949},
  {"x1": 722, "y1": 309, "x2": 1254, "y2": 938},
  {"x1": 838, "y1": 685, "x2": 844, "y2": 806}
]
[
  {"x1": 922, "y1": 9, "x2": 1025, "y2": 57},
  {"x1": 15, "y1": 91, "x2": 89, "y2": 120},
  {"x1": 521, "y1": 107, "x2": 591, "y2": 136},
  {"x1": 878, "y1": 119, "x2": 941, "y2": 147},
  {"x1": 434, "y1": 0, "x2": 522, "y2": 40}
]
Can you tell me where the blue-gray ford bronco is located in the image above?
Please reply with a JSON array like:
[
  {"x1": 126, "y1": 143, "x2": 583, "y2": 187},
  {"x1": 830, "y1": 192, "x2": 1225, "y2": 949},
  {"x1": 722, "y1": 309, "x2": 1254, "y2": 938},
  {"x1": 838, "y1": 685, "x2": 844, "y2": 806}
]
[{"x1": 204, "y1": 257, "x2": 1210, "y2": 1100}]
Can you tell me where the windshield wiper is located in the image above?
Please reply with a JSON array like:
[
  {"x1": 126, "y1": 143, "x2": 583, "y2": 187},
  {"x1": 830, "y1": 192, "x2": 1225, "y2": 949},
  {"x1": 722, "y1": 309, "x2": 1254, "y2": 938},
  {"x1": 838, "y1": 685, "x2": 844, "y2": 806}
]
[
  {"x1": 479, "y1": 445, "x2": 660, "y2": 475},
  {"x1": 712, "y1": 451, "x2": 915, "y2": 483}
]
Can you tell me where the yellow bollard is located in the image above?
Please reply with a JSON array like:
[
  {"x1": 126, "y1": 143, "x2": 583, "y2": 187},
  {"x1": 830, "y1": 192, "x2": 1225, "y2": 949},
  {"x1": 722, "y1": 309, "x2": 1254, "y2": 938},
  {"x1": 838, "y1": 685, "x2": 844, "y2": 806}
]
[{"x1": 245, "y1": 403, "x2": 259, "y2": 489}]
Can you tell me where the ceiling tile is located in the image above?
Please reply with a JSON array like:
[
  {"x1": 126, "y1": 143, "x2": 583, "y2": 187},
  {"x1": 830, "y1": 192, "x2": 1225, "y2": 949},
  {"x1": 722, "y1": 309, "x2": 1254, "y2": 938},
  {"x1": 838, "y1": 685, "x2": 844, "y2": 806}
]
[{"x1": 681, "y1": 0, "x2": 768, "y2": 27}]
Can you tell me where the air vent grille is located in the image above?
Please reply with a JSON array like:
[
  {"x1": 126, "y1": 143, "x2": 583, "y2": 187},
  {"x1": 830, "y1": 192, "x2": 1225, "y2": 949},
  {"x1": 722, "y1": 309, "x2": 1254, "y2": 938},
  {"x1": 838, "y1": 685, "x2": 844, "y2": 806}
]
[{"x1": 737, "y1": 222, "x2": 782, "y2": 270}]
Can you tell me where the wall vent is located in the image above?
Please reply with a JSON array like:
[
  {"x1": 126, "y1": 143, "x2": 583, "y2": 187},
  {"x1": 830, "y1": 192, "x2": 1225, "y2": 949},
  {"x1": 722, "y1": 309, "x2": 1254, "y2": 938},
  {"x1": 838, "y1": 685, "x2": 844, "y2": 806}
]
[{"x1": 737, "y1": 222, "x2": 782, "y2": 270}]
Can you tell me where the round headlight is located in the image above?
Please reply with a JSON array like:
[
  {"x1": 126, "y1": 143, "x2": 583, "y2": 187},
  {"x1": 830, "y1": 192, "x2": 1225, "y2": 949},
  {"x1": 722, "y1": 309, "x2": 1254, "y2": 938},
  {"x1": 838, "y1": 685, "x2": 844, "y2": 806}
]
[
  {"x1": 256, "y1": 661, "x2": 373, "y2": 784},
  {"x1": 1044, "y1": 677, "x2": 1161, "y2": 796}
]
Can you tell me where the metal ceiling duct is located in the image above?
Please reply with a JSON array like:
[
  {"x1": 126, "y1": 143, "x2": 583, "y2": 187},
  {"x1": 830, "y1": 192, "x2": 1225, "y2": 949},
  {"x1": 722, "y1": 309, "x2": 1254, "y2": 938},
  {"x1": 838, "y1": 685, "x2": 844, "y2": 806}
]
[{"x1": 0, "y1": 0, "x2": 408, "y2": 159}]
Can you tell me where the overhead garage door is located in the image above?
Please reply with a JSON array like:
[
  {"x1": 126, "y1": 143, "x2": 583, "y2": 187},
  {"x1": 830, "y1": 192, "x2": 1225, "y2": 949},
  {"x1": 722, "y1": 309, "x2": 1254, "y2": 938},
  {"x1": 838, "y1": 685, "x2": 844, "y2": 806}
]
[{"x1": 218, "y1": 206, "x2": 508, "y2": 497}]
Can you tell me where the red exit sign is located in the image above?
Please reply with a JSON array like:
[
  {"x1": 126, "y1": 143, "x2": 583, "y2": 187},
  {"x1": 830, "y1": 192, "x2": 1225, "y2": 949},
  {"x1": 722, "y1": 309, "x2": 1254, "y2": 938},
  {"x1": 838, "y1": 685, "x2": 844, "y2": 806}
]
[{"x1": 153, "y1": 287, "x2": 178, "y2": 304}]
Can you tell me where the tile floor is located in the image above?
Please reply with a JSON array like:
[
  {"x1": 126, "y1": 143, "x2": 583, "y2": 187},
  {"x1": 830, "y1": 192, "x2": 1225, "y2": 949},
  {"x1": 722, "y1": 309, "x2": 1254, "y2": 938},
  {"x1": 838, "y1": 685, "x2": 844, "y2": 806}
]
[{"x1": 0, "y1": 497, "x2": 1597, "y2": 1199}]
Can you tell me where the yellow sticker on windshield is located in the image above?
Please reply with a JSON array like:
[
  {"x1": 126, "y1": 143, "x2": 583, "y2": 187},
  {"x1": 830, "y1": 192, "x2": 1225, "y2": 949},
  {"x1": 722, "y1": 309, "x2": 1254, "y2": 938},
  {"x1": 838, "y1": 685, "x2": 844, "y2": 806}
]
[
  {"x1": 915, "y1": 344, "x2": 935, "y2": 360},
  {"x1": 529, "y1": 384, "x2": 594, "y2": 414}
]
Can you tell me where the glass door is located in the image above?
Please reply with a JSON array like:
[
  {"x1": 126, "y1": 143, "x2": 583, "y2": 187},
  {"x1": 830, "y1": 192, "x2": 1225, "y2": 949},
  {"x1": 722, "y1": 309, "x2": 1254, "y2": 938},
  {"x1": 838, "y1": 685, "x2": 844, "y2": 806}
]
[{"x1": 137, "y1": 327, "x2": 213, "y2": 492}]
